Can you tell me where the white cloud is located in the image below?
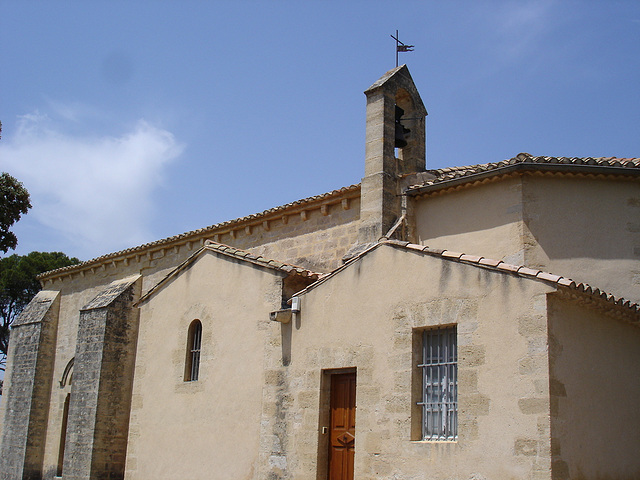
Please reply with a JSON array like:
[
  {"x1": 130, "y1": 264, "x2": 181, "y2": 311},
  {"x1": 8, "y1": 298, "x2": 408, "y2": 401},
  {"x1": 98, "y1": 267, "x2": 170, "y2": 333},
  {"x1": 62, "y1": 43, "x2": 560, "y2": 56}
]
[
  {"x1": 494, "y1": 0, "x2": 556, "y2": 59},
  {"x1": 0, "y1": 111, "x2": 183, "y2": 258}
]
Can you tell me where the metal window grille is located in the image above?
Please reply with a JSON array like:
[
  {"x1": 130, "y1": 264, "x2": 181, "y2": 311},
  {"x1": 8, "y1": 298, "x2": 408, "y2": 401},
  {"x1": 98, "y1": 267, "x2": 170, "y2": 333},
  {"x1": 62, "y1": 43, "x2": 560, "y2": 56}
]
[
  {"x1": 417, "y1": 326, "x2": 457, "y2": 440},
  {"x1": 189, "y1": 321, "x2": 202, "y2": 381}
]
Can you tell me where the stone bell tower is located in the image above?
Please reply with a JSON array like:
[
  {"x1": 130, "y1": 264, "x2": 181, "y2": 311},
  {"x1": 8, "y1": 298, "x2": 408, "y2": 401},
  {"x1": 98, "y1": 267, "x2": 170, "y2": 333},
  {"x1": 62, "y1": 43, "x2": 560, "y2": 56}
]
[{"x1": 358, "y1": 64, "x2": 428, "y2": 245}]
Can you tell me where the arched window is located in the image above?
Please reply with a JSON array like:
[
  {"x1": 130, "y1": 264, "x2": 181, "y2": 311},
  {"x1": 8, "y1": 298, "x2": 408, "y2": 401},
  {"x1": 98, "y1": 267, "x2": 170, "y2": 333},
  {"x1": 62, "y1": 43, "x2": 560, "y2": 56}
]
[
  {"x1": 185, "y1": 320, "x2": 202, "y2": 381},
  {"x1": 59, "y1": 357, "x2": 74, "y2": 388}
]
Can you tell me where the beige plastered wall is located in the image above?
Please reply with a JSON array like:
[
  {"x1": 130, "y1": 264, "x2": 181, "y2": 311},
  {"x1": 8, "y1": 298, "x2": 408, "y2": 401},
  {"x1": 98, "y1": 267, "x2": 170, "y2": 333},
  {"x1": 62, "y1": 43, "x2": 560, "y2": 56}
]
[
  {"x1": 547, "y1": 295, "x2": 640, "y2": 480},
  {"x1": 414, "y1": 177, "x2": 527, "y2": 265},
  {"x1": 34, "y1": 193, "x2": 360, "y2": 476},
  {"x1": 124, "y1": 252, "x2": 285, "y2": 480},
  {"x1": 521, "y1": 175, "x2": 640, "y2": 304},
  {"x1": 414, "y1": 175, "x2": 640, "y2": 304},
  {"x1": 263, "y1": 245, "x2": 556, "y2": 480}
]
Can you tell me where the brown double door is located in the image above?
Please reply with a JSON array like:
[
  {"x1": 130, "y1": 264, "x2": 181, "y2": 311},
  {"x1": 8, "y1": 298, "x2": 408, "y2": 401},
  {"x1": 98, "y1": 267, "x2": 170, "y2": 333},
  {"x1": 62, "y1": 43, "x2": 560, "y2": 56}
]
[{"x1": 329, "y1": 372, "x2": 356, "y2": 480}]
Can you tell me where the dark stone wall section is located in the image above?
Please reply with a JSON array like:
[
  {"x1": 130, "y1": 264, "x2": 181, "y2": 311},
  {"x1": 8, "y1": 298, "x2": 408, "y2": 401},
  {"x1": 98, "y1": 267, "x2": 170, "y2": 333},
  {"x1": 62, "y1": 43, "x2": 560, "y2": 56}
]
[
  {"x1": 62, "y1": 276, "x2": 141, "y2": 480},
  {"x1": 0, "y1": 291, "x2": 60, "y2": 480}
]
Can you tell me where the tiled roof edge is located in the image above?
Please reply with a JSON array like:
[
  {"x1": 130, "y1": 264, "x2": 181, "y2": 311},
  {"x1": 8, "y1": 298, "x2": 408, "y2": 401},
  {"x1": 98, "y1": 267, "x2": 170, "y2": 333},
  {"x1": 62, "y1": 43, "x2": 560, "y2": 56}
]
[
  {"x1": 202, "y1": 240, "x2": 321, "y2": 279},
  {"x1": 39, "y1": 184, "x2": 360, "y2": 281},
  {"x1": 291, "y1": 239, "x2": 639, "y2": 321},
  {"x1": 137, "y1": 241, "x2": 321, "y2": 305},
  {"x1": 407, "y1": 153, "x2": 640, "y2": 195},
  {"x1": 384, "y1": 240, "x2": 640, "y2": 320}
]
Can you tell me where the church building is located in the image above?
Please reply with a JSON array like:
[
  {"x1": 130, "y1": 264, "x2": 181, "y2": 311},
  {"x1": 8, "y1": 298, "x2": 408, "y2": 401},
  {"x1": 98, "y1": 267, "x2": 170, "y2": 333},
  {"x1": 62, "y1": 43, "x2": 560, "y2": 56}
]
[{"x1": 1, "y1": 66, "x2": 639, "y2": 480}]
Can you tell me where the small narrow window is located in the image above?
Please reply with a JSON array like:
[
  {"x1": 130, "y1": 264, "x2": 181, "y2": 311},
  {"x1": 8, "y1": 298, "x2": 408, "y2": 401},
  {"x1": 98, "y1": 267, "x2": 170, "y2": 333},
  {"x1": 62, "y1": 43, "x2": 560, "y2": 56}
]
[
  {"x1": 185, "y1": 320, "x2": 202, "y2": 382},
  {"x1": 57, "y1": 393, "x2": 71, "y2": 476},
  {"x1": 418, "y1": 326, "x2": 457, "y2": 440}
]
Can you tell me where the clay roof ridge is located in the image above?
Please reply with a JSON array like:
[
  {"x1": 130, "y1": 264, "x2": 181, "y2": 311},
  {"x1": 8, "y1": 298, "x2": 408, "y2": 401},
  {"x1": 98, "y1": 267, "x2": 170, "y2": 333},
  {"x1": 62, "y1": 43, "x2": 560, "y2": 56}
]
[
  {"x1": 384, "y1": 240, "x2": 640, "y2": 317},
  {"x1": 39, "y1": 183, "x2": 360, "y2": 280},
  {"x1": 408, "y1": 154, "x2": 640, "y2": 192},
  {"x1": 203, "y1": 240, "x2": 321, "y2": 279}
]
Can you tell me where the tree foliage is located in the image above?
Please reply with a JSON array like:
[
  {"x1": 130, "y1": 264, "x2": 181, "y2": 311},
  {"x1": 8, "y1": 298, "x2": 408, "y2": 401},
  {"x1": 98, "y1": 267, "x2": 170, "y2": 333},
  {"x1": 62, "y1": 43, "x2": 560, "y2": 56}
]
[
  {"x1": 0, "y1": 173, "x2": 31, "y2": 253},
  {"x1": 0, "y1": 251, "x2": 80, "y2": 371},
  {"x1": 0, "y1": 122, "x2": 32, "y2": 253}
]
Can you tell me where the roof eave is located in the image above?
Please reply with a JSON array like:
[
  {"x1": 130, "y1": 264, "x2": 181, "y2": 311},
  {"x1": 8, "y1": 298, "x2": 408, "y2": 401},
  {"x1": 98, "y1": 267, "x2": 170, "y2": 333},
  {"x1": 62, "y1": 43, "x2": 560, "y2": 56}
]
[
  {"x1": 405, "y1": 162, "x2": 640, "y2": 196},
  {"x1": 292, "y1": 240, "x2": 640, "y2": 325},
  {"x1": 136, "y1": 242, "x2": 320, "y2": 306}
]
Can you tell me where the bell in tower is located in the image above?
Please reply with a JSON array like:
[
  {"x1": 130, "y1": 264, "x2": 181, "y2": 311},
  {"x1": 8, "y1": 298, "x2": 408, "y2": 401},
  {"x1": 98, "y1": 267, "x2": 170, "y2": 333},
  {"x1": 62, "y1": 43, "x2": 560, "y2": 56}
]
[{"x1": 394, "y1": 105, "x2": 411, "y2": 149}]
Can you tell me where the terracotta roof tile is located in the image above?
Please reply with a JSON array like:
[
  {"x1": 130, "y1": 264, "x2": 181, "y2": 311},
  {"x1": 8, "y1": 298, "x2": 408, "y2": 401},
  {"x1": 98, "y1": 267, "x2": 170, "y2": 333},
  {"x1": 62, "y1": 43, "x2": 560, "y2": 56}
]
[
  {"x1": 479, "y1": 258, "x2": 502, "y2": 267},
  {"x1": 557, "y1": 278, "x2": 576, "y2": 288},
  {"x1": 517, "y1": 266, "x2": 541, "y2": 277},
  {"x1": 287, "y1": 240, "x2": 639, "y2": 323},
  {"x1": 203, "y1": 240, "x2": 320, "y2": 279},
  {"x1": 406, "y1": 153, "x2": 640, "y2": 194},
  {"x1": 496, "y1": 262, "x2": 520, "y2": 273},
  {"x1": 39, "y1": 152, "x2": 640, "y2": 282},
  {"x1": 459, "y1": 254, "x2": 483, "y2": 263},
  {"x1": 406, "y1": 243, "x2": 427, "y2": 252},
  {"x1": 536, "y1": 272, "x2": 562, "y2": 283}
]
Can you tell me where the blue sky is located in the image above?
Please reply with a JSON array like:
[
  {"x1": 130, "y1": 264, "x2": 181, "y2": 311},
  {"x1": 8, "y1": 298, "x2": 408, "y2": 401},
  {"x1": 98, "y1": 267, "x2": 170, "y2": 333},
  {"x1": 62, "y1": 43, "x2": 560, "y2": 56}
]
[{"x1": 1, "y1": 1, "x2": 639, "y2": 261}]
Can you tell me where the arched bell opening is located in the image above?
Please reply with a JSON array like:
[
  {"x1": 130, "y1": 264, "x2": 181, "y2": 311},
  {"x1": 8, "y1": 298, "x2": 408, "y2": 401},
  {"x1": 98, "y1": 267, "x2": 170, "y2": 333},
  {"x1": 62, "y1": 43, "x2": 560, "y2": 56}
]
[{"x1": 394, "y1": 87, "x2": 426, "y2": 175}]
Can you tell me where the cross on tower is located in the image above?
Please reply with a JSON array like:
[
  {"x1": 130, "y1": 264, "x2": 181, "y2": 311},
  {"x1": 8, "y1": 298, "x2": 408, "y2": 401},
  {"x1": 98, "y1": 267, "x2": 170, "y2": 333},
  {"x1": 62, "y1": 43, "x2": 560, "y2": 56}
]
[{"x1": 390, "y1": 30, "x2": 414, "y2": 67}]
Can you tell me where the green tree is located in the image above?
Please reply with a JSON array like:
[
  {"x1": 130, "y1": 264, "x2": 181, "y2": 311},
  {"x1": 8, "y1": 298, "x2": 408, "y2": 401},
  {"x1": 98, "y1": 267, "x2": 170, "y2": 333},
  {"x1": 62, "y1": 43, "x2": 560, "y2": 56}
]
[
  {"x1": 0, "y1": 174, "x2": 31, "y2": 253},
  {"x1": 0, "y1": 121, "x2": 32, "y2": 253},
  {"x1": 0, "y1": 252, "x2": 80, "y2": 373}
]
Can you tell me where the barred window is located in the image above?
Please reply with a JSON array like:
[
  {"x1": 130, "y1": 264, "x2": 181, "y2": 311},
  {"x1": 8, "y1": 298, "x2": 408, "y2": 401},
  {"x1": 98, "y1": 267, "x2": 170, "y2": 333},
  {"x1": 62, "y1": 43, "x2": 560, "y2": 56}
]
[
  {"x1": 417, "y1": 326, "x2": 457, "y2": 440},
  {"x1": 185, "y1": 320, "x2": 202, "y2": 382}
]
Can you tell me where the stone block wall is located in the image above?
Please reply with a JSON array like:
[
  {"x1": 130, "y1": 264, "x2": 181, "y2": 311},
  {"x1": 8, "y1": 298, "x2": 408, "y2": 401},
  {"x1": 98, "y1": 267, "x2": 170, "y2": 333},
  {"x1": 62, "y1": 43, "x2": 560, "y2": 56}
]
[
  {"x1": 213, "y1": 196, "x2": 361, "y2": 272},
  {"x1": 0, "y1": 291, "x2": 60, "y2": 480},
  {"x1": 40, "y1": 192, "x2": 361, "y2": 305},
  {"x1": 61, "y1": 276, "x2": 141, "y2": 480}
]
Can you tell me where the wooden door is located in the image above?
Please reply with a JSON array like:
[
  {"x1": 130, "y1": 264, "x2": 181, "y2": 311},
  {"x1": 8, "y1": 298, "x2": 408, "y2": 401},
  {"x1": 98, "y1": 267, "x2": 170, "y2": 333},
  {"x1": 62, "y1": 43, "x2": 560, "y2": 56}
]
[{"x1": 329, "y1": 372, "x2": 356, "y2": 480}]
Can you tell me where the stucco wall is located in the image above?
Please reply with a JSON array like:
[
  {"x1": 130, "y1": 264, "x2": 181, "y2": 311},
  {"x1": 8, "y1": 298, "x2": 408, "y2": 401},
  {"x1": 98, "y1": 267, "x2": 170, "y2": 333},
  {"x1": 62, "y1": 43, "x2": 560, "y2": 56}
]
[
  {"x1": 124, "y1": 252, "x2": 285, "y2": 480},
  {"x1": 414, "y1": 175, "x2": 640, "y2": 304},
  {"x1": 414, "y1": 177, "x2": 526, "y2": 265},
  {"x1": 261, "y1": 245, "x2": 556, "y2": 480},
  {"x1": 522, "y1": 175, "x2": 640, "y2": 304},
  {"x1": 547, "y1": 295, "x2": 640, "y2": 480}
]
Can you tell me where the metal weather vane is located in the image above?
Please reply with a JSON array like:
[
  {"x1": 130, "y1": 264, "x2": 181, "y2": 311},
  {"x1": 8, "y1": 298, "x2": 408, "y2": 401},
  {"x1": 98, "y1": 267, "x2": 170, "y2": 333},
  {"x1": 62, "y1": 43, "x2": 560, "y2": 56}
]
[{"x1": 391, "y1": 30, "x2": 414, "y2": 68}]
